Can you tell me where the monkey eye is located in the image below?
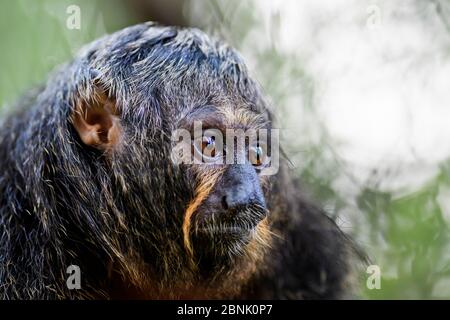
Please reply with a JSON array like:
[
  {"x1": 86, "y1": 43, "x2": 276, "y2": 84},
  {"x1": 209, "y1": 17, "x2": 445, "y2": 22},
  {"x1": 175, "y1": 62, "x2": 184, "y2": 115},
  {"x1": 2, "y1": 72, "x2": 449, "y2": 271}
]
[
  {"x1": 193, "y1": 134, "x2": 222, "y2": 163},
  {"x1": 249, "y1": 141, "x2": 270, "y2": 169}
]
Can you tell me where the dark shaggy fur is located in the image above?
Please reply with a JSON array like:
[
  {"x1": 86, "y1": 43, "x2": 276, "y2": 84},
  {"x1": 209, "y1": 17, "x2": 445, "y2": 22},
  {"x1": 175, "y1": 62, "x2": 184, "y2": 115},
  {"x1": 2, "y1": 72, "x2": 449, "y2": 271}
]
[{"x1": 0, "y1": 22, "x2": 356, "y2": 299}]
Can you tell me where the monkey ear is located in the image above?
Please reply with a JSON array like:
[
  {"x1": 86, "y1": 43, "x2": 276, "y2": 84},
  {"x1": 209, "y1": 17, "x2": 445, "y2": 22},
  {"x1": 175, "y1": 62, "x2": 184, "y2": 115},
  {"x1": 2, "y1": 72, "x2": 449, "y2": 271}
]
[{"x1": 71, "y1": 88, "x2": 122, "y2": 151}]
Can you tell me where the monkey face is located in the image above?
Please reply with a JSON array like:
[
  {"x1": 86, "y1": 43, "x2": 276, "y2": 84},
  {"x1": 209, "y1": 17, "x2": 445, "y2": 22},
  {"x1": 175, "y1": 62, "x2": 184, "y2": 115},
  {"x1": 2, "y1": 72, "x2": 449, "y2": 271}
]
[{"x1": 175, "y1": 106, "x2": 274, "y2": 270}]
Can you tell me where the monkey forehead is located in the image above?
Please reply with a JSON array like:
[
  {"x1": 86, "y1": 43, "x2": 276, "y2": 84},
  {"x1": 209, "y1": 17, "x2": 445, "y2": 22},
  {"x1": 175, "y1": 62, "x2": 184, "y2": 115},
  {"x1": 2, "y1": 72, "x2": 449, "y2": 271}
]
[{"x1": 176, "y1": 103, "x2": 270, "y2": 132}]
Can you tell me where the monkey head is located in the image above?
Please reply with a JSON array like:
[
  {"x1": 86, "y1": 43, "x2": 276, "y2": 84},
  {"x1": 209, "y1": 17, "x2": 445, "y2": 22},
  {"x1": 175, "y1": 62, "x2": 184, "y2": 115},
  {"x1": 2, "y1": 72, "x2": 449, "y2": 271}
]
[{"x1": 66, "y1": 23, "x2": 275, "y2": 293}]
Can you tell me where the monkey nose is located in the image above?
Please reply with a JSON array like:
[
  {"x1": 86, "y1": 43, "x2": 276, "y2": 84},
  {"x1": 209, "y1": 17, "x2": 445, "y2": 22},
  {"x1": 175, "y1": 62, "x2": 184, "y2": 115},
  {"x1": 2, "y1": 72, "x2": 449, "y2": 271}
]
[
  {"x1": 221, "y1": 186, "x2": 253, "y2": 210},
  {"x1": 218, "y1": 164, "x2": 266, "y2": 212}
]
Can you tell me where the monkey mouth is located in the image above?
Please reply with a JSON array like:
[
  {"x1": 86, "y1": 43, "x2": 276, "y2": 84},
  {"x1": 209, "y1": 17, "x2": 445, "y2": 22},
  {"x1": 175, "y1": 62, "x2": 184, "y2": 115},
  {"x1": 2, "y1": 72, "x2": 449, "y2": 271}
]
[
  {"x1": 192, "y1": 205, "x2": 268, "y2": 239},
  {"x1": 185, "y1": 202, "x2": 269, "y2": 264},
  {"x1": 196, "y1": 224, "x2": 258, "y2": 237},
  {"x1": 189, "y1": 205, "x2": 271, "y2": 271}
]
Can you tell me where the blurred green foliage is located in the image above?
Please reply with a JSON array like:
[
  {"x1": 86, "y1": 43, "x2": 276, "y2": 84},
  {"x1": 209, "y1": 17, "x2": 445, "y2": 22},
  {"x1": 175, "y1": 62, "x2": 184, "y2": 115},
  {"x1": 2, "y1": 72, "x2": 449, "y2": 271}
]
[
  {"x1": 1, "y1": 0, "x2": 450, "y2": 299},
  {"x1": 0, "y1": 0, "x2": 134, "y2": 107}
]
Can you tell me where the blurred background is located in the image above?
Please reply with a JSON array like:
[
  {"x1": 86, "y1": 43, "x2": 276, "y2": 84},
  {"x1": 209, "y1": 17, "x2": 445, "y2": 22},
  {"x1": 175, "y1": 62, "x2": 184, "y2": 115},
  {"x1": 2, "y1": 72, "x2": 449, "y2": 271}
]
[{"x1": 1, "y1": 0, "x2": 450, "y2": 299}]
